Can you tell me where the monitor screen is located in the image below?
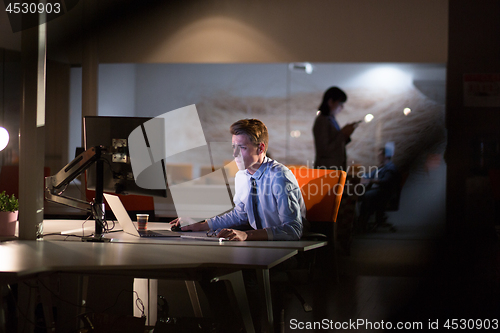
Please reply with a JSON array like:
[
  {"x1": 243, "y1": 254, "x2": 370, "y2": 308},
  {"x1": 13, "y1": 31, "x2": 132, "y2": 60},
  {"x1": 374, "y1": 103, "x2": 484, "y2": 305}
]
[{"x1": 84, "y1": 116, "x2": 167, "y2": 198}]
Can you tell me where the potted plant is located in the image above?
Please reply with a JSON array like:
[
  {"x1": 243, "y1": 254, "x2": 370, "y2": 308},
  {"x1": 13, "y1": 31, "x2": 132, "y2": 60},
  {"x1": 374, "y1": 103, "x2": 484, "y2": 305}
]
[{"x1": 0, "y1": 191, "x2": 19, "y2": 236}]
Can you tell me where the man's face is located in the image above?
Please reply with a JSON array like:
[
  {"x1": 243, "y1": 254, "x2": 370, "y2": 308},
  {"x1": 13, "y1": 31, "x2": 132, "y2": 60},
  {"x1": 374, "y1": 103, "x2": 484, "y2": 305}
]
[{"x1": 232, "y1": 134, "x2": 262, "y2": 174}]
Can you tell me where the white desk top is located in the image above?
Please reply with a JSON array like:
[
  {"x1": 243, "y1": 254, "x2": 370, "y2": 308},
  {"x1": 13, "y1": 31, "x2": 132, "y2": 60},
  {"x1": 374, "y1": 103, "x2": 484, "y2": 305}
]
[
  {"x1": 41, "y1": 219, "x2": 327, "y2": 252},
  {"x1": 0, "y1": 239, "x2": 297, "y2": 282}
]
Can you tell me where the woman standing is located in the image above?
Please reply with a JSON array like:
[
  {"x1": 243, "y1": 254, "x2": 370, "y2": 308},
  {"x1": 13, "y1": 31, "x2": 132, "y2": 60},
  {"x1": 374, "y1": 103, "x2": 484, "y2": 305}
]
[{"x1": 313, "y1": 86, "x2": 359, "y2": 170}]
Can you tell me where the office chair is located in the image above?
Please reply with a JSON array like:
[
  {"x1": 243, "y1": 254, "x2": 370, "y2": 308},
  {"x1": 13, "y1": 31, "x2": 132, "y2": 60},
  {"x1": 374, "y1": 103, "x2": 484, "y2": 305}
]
[
  {"x1": 366, "y1": 171, "x2": 409, "y2": 233},
  {"x1": 277, "y1": 167, "x2": 346, "y2": 313},
  {"x1": 290, "y1": 167, "x2": 347, "y2": 274}
]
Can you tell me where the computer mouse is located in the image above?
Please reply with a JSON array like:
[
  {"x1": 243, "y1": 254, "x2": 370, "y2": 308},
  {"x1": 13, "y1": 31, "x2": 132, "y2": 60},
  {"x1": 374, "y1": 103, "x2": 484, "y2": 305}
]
[{"x1": 171, "y1": 224, "x2": 182, "y2": 232}]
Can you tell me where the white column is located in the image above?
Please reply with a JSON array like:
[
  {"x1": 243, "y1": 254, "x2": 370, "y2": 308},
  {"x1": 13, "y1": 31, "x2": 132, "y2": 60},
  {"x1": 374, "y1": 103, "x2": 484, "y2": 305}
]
[{"x1": 19, "y1": 20, "x2": 46, "y2": 240}]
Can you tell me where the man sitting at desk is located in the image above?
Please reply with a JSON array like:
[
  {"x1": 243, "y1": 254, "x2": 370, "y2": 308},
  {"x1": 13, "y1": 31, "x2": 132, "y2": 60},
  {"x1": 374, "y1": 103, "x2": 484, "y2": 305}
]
[
  {"x1": 171, "y1": 118, "x2": 305, "y2": 241},
  {"x1": 358, "y1": 147, "x2": 401, "y2": 232}
]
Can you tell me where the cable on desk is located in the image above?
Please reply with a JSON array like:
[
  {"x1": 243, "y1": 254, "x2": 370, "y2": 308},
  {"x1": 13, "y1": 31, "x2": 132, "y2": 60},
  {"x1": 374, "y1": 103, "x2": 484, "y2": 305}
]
[
  {"x1": 36, "y1": 276, "x2": 97, "y2": 313},
  {"x1": 103, "y1": 218, "x2": 117, "y2": 232},
  {"x1": 42, "y1": 233, "x2": 84, "y2": 240},
  {"x1": 81, "y1": 214, "x2": 92, "y2": 237},
  {"x1": 24, "y1": 274, "x2": 101, "y2": 331},
  {"x1": 86, "y1": 205, "x2": 118, "y2": 235}
]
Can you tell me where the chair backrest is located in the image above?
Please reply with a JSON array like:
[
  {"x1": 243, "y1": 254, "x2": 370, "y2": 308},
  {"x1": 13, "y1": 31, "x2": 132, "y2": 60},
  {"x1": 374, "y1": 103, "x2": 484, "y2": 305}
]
[{"x1": 288, "y1": 167, "x2": 346, "y2": 223}]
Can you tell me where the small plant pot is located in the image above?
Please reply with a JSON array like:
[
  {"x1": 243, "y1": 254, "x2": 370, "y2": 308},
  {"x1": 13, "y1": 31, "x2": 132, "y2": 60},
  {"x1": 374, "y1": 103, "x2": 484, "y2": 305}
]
[{"x1": 0, "y1": 211, "x2": 18, "y2": 236}]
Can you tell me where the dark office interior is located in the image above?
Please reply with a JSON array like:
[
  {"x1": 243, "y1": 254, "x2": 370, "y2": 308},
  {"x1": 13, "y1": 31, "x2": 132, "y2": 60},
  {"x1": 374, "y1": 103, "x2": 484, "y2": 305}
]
[{"x1": 1, "y1": 0, "x2": 499, "y2": 332}]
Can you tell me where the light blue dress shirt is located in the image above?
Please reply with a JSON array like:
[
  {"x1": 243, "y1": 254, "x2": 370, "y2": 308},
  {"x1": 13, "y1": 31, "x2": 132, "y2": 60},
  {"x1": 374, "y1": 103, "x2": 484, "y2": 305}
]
[{"x1": 207, "y1": 157, "x2": 305, "y2": 240}]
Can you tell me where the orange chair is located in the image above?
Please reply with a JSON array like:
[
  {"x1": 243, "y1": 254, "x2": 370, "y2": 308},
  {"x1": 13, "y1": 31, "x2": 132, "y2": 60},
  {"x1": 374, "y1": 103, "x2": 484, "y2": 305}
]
[
  {"x1": 288, "y1": 166, "x2": 346, "y2": 230},
  {"x1": 279, "y1": 167, "x2": 346, "y2": 312},
  {"x1": 288, "y1": 167, "x2": 346, "y2": 276}
]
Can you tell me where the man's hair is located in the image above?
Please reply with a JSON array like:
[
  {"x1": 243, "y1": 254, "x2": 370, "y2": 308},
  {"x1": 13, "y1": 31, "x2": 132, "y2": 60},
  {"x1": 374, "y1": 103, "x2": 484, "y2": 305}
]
[
  {"x1": 318, "y1": 86, "x2": 347, "y2": 116},
  {"x1": 230, "y1": 119, "x2": 269, "y2": 153}
]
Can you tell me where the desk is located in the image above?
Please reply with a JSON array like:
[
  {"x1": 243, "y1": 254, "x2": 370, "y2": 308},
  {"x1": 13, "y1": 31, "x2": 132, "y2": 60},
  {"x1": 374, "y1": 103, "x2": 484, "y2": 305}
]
[
  {"x1": 42, "y1": 220, "x2": 327, "y2": 252},
  {"x1": 39, "y1": 219, "x2": 327, "y2": 331},
  {"x1": 40, "y1": 219, "x2": 327, "y2": 331},
  {"x1": 0, "y1": 240, "x2": 296, "y2": 332}
]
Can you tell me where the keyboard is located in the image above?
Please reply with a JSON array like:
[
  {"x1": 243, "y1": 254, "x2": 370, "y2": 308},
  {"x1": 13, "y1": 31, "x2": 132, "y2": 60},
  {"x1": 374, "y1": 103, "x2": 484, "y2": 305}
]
[{"x1": 180, "y1": 235, "x2": 228, "y2": 241}]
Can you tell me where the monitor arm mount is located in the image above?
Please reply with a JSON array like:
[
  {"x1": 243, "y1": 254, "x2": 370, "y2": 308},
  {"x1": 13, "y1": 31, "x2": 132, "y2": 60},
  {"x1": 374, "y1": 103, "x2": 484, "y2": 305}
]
[{"x1": 45, "y1": 146, "x2": 109, "y2": 242}]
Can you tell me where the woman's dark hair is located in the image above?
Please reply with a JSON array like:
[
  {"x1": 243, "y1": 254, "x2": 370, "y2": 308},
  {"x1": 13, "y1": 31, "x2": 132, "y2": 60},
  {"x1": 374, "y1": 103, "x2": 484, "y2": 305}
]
[{"x1": 318, "y1": 86, "x2": 347, "y2": 116}]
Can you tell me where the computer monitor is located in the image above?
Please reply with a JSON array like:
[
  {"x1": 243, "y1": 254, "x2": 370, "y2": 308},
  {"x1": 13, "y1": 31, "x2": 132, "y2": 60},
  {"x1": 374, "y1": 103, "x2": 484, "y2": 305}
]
[{"x1": 84, "y1": 116, "x2": 168, "y2": 198}]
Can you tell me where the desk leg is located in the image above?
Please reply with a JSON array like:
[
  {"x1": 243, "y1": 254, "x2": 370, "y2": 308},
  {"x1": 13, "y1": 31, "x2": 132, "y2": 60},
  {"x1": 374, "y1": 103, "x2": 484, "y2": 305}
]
[
  {"x1": 38, "y1": 276, "x2": 55, "y2": 332},
  {"x1": 218, "y1": 271, "x2": 255, "y2": 333},
  {"x1": 17, "y1": 282, "x2": 36, "y2": 332},
  {"x1": 133, "y1": 279, "x2": 157, "y2": 326},
  {"x1": 256, "y1": 268, "x2": 273, "y2": 333},
  {"x1": 185, "y1": 281, "x2": 203, "y2": 318}
]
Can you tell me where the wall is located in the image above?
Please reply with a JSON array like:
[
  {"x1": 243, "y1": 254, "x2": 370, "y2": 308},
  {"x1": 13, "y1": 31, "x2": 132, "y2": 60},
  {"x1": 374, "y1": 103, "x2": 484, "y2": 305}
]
[
  {"x1": 1, "y1": 1, "x2": 448, "y2": 64},
  {"x1": 446, "y1": 0, "x2": 500, "y2": 235},
  {"x1": 0, "y1": 49, "x2": 22, "y2": 166},
  {"x1": 87, "y1": 62, "x2": 446, "y2": 173},
  {"x1": 93, "y1": 0, "x2": 449, "y2": 63}
]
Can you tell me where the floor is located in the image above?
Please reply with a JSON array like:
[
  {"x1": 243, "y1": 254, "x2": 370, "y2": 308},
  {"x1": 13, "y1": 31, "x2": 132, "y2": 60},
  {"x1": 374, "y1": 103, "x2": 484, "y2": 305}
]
[
  {"x1": 279, "y1": 165, "x2": 500, "y2": 332},
  {"x1": 280, "y1": 225, "x2": 499, "y2": 333}
]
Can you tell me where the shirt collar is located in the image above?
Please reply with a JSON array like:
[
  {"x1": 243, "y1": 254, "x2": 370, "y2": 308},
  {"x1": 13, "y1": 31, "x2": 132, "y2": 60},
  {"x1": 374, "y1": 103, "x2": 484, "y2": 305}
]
[{"x1": 246, "y1": 156, "x2": 270, "y2": 180}]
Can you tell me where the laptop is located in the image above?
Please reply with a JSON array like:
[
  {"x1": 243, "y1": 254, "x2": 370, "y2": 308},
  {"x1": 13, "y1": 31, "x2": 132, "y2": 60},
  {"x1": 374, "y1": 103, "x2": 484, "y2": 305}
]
[{"x1": 103, "y1": 193, "x2": 181, "y2": 238}]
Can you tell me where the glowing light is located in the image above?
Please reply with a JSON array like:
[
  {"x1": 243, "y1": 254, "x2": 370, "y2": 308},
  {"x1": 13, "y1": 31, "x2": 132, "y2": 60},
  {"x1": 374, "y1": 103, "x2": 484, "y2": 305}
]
[
  {"x1": 364, "y1": 114, "x2": 374, "y2": 123},
  {"x1": 290, "y1": 130, "x2": 301, "y2": 138},
  {"x1": 0, "y1": 127, "x2": 9, "y2": 151},
  {"x1": 403, "y1": 108, "x2": 411, "y2": 116},
  {"x1": 351, "y1": 66, "x2": 412, "y2": 91},
  {"x1": 316, "y1": 110, "x2": 321, "y2": 116}
]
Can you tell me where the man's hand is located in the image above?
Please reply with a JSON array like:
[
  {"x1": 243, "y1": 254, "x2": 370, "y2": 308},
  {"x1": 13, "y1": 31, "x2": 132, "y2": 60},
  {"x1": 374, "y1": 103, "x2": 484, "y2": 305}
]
[
  {"x1": 170, "y1": 217, "x2": 209, "y2": 231},
  {"x1": 217, "y1": 228, "x2": 268, "y2": 241},
  {"x1": 217, "y1": 228, "x2": 248, "y2": 241}
]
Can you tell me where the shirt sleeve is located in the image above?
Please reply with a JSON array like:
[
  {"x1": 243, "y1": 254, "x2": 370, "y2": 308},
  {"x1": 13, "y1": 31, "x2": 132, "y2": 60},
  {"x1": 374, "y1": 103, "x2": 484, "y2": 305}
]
[
  {"x1": 207, "y1": 201, "x2": 249, "y2": 230},
  {"x1": 266, "y1": 170, "x2": 303, "y2": 241},
  {"x1": 207, "y1": 170, "x2": 249, "y2": 230}
]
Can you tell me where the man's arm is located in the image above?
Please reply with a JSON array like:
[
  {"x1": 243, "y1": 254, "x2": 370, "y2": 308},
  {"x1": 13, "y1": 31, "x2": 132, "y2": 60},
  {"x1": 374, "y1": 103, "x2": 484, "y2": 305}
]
[
  {"x1": 217, "y1": 228, "x2": 268, "y2": 241},
  {"x1": 207, "y1": 200, "x2": 249, "y2": 230},
  {"x1": 170, "y1": 217, "x2": 209, "y2": 231}
]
